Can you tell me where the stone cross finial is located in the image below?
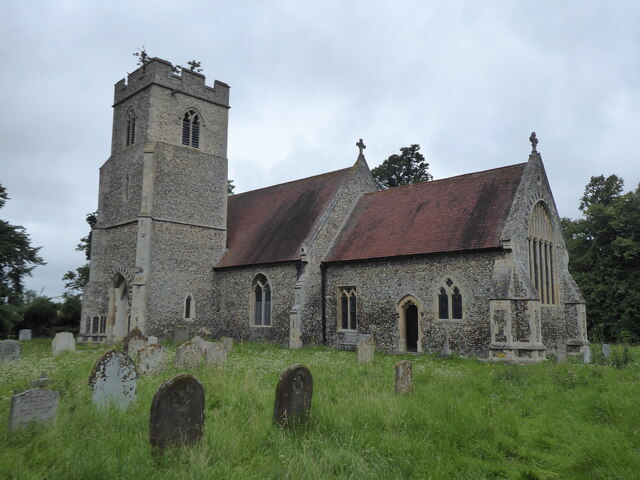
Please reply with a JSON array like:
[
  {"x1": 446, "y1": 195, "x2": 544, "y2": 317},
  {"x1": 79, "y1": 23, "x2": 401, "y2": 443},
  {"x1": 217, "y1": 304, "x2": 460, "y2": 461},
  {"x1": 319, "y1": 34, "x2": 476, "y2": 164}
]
[
  {"x1": 529, "y1": 132, "x2": 538, "y2": 153},
  {"x1": 356, "y1": 138, "x2": 366, "y2": 156}
]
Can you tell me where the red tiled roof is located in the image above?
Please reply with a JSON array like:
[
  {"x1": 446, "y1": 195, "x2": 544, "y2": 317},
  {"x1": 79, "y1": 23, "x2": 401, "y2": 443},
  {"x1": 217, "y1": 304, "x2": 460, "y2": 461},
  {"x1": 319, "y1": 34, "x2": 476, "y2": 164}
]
[
  {"x1": 325, "y1": 163, "x2": 526, "y2": 262},
  {"x1": 216, "y1": 168, "x2": 351, "y2": 268}
]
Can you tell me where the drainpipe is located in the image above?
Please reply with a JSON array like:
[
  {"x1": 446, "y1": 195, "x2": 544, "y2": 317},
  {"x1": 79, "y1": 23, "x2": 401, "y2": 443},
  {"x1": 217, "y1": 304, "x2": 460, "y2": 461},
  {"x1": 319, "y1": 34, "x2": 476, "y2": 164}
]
[{"x1": 320, "y1": 262, "x2": 327, "y2": 345}]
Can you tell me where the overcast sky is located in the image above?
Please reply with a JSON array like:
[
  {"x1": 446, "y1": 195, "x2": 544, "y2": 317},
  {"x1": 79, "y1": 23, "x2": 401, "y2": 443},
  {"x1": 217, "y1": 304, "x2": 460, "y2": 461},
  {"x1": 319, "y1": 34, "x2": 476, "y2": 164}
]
[{"x1": 1, "y1": 1, "x2": 639, "y2": 300}]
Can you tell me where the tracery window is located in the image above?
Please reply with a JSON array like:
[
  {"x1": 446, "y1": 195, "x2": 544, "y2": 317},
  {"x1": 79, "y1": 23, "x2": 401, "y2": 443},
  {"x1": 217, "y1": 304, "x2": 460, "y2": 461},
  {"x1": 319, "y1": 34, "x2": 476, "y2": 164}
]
[
  {"x1": 338, "y1": 286, "x2": 357, "y2": 330},
  {"x1": 182, "y1": 109, "x2": 200, "y2": 148},
  {"x1": 437, "y1": 278, "x2": 463, "y2": 320},
  {"x1": 252, "y1": 274, "x2": 271, "y2": 326},
  {"x1": 528, "y1": 202, "x2": 557, "y2": 304},
  {"x1": 125, "y1": 109, "x2": 136, "y2": 147}
]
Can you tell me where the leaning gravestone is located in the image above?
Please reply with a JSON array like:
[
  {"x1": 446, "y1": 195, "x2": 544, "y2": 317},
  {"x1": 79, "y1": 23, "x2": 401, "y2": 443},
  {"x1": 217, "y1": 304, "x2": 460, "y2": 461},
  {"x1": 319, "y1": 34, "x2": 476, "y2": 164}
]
[
  {"x1": 52, "y1": 332, "x2": 75, "y2": 355},
  {"x1": 273, "y1": 364, "x2": 313, "y2": 427},
  {"x1": 122, "y1": 328, "x2": 146, "y2": 352},
  {"x1": 149, "y1": 374, "x2": 205, "y2": 450},
  {"x1": 357, "y1": 337, "x2": 375, "y2": 364},
  {"x1": 0, "y1": 340, "x2": 21, "y2": 362},
  {"x1": 138, "y1": 344, "x2": 168, "y2": 375},
  {"x1": 204, "y1": 342, "x2": 227, "y2": 366},
  {"x1": 128, "y1": 338, "x2": 147, "y2": 361},
  {"x1": 173, "y1": 325, "x2": 189, "y2": 343},
  {"x1": 174, "y1": 341, "x2": 203, "y2": 369},
  {"x1": 9, "y1": 388, "x2": 60, "y2": 431},
  {"x1": 602, "y1": 344, "x2": 611, "y2": 359},
  {"x1": 395, "y1": 361, "x2": 413, "y2": 394},
  {"x1": 89, "y1": 349, "x2": 138, "y2": 410},
  {"x1": 18, "y1": 329, "x2": 32, "y2": 340},
  {"x1": 221, "y1": 337, "x2": 233, "y2": 353}
]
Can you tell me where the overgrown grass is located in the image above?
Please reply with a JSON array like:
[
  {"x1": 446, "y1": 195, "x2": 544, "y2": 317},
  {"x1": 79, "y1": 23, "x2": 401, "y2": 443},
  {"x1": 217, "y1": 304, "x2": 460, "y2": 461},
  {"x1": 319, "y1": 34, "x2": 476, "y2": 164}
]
[{"x1": 1, "y1": 340, "x2": 639, "y2": 479}]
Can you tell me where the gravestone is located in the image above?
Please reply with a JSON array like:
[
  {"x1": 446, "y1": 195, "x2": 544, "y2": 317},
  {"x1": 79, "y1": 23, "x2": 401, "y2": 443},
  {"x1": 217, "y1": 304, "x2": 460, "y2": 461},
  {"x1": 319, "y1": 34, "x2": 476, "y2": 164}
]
[
  {"x1": 138, "y1": 344, "x2": 168, "y2": 375},
  {"x1": 191, "y1": 336, "x2": 205, "y2": 349},
  {"x1": 147, "y1": 336, "x2": 159, "y2": 345},
  {"x1": 273, "y1": 364, "x2": 313, "y2": 427},
  {"x1": 583, "y1": 345, "x2": 592, "y2": 364},
  {"x1": 174, "y1": 341, "x2": 203, "y2": 369},
  {"x1": 602, "y1": 344, "x2": 611, "y2": 359},
  {"x1": 204, "y1": 342, "x2": 227, "y2": 366},
  {"x1": 52, "y1": 332, "x2": 75, "y2": 355},
  {"x1": 89, "y1": 349, "x2": 138, "y2": 410},
  {"x1": 556, "y1": 344, "x2": 567, "y2": 364},
  {"x1": 128, "y1": 338, "x2": 147, "y2": 361},
  {"x1": 221, "y1": 336, "x2": 233, "y2": 353},
  {"x1": 122, "y1": 328, "x2": 146, "y2": 352},
  {"x1": 18, "y1": 329, "x2": 32, "y2": 340},
  {"x1": 173, "y1": 325, "x2": 189, "y2": 343},
  {"x1": 357, "y1": 337, "x2": 374, "y2": 364},
  {"x1": 30, "y1": 371, "x2": 52, "y2": 388},
  {"x1": 0, "y1": 340, "x2": 21, "y2": 362},
  {"x1": 9, "y1": 388, "x2": 60, "y2": 431},
  {"x1": 395, "y1": 361, "x2": 413, "y2": 394},
  {"x1": 149, "y1": 374, "x2": 205, "y2": 449}
]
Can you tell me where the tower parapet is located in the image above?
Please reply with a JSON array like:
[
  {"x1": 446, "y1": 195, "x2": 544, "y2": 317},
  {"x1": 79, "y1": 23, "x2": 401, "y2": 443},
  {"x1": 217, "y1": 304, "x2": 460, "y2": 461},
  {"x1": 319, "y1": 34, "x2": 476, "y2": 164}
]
[{"x1": 114, "y1": 57, "x2": 230, "y2": 108}]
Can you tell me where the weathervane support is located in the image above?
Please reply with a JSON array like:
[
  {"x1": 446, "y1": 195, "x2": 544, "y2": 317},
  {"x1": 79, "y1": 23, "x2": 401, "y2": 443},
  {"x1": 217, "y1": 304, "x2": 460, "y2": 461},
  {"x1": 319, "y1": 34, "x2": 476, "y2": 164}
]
[
  {"x1": 356, "y1": 138, "x2": 366, "y2": 157},
  {"x1": 529, "y1": 132, "x2": 538, "y2": 153}
]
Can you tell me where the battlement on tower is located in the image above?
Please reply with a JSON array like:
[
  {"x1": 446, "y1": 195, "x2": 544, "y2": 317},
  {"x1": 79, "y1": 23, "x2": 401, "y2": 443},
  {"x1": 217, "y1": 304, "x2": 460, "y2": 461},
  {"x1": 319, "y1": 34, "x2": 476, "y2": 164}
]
[{"x1": 114, "y1": 57, "x2": 230, "y2": 107}]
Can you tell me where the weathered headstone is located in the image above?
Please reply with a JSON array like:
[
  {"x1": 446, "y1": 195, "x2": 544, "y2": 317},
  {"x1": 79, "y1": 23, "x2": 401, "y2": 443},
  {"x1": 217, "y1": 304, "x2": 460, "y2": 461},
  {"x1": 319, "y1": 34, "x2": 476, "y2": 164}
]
[
  {"x1": 357, "y1": 336, "x2": 374, "y2": 364},
  {"x1": 147, "y1": 335, "x2": 159, "y2": 345},
  {"x1": 556, "y1": 344, "x2": 567, "y2": 364},
  {"x1": 221, "y1": 336, "x2": 233, "y2": 353},
  {"x1": 30, "y1": 371, "x2": 52, "y2": 388},
  {"x1": 122, "y1": 328, "x2": 146, "y2": 352},
  {"x1": 395, "y1": 361, "x2": 413, "y2": 394},
  {"x1": 9, "y1": 388, "x2": 60, "y2": 431},
  {"x1": 204, "y1": 342, "x2": 227, "y2": 366},
  {"x1": 602, "y1": 343, "x2": 611, "y2": 359},
  {"x1": 128, "y1": 338, "x2": 147, "y2": 361},
  {"x1": 18, "y1": 329, "x2": 32, "y2": 341},
  {"x1": 174, "y1": 341, "x2": 203, "y2": 369},
  {"x1": 0, "y1": 340, "x2": 21, "y2": 362},
  {"x1": 89, "y1": 349, "x2": 138, "y2": 410},
  {"x1": 149, "y1": 374, "x2": 205, "y2": 450},
  {"x1": 273, "y1": 364, "x2": 313, "y2": 427},
  {"x1": 138, "y1": 344, "x2": 168, "y2": 375},
  {"x1": 52, "y1": 332, "x2": 76, "y2": 355},
  {"x1": 583, "y1": 345, "x2": 592, "y2": 364},
  {"x1": 191, "y1": 336, "x2": 205, "y2": 348},
  {"x1": 173, "y1": 325, "x2": 189, "y2": 343}
]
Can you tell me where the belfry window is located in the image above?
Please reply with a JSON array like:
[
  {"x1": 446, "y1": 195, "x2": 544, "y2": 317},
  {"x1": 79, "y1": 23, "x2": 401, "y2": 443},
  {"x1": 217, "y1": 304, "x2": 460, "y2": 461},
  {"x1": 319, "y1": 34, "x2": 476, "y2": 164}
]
[
  {"x1": 528, "y1": 202, "x2": 557, "y2": 304},
  {"x1": 437, "y1": 279, "x2": 464, "y2": 320},
  {"x1": 338, "y1": 286, "x2": 357, "y2": 330},
  {"x1": 252, "y1": 274, "x2": 271, "y2": 326},
  {"x1": 125, "y1": 109, "x2": 136, "y2": 147},
  {"x1": 182, "y1": 110, "x2": 200, "y2": 148}
]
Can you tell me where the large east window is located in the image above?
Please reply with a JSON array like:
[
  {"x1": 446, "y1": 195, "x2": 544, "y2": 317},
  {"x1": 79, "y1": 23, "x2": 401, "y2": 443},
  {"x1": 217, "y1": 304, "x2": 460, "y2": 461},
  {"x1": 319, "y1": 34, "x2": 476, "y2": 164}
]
[{"x1": 528, "y1": 202, "x2": 557, "y2": 304}]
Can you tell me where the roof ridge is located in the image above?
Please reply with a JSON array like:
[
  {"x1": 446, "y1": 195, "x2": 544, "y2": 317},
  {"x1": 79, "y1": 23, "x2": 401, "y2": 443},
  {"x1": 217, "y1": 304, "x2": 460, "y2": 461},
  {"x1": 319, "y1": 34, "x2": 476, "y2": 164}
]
[{"x1": 232, "y1": 166, "x2": 352, "y2": 197}]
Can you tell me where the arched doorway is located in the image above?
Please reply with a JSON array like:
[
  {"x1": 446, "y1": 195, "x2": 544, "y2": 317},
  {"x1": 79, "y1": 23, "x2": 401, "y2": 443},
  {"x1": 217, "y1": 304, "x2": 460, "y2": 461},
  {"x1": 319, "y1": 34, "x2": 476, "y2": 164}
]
[
  {"x1": 397, "y1": 296, "x2": 422, "y2": 353},
  {"x1": 107, "y1": 274, "x2": 130, "y2": 342}
]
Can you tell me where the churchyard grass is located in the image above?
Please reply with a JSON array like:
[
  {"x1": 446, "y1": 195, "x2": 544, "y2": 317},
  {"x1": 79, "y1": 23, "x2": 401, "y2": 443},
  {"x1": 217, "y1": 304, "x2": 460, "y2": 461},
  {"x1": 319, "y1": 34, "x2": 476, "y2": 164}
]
[{"x1": 1, "y1": 340, "x2": 639, "y2": 479}]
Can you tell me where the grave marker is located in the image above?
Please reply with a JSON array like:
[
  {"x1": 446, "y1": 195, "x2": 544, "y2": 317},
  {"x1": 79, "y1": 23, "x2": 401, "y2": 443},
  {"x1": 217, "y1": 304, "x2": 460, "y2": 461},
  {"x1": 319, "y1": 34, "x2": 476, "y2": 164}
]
[
  {"x1": 89, "y1": 349, "x2": 138, "y2": 410},
  {"x1": 9, "y1": 388, "x2": 60, "y2": 431},
  {"x1": 395, "y1": 361, "x2": 413, "y2": 394},
  {"x1": 52, "y1": 332, "x2": 75, "y2": 355},
  {"x1": 0, "y1": 340, "x2": 21, "y2": 362},
  {"x1": 147, "y1": 335, "x2": 159, "y2": 345},
  {"x1": 221, "y1": 337, "x2": 233, "y2": 353},
  {"x1": 204, "y1": 342, "x2": 227, "y2": 366},
  {"x1": 174, "y1": 341, "x2": 203, "y2": 369},
  {"x1": 357, "y1": 336, "x2": 374, "y2": 364},
  {"x1": 122, "y1": 328, "x2": 146, "y2": 352},
  {"x1": 273, "y1": 364, "x2": 313, "y2": 427},
  {"x1": 602, "y1": 344, "x2": 611, "y2": 359},
  {"x1": 138, "y1": 344, "x2": 168, "y2": 375},
  {"x1": 149, "y1": 374, "x2": 205, "y2": 450},
  {"x1": 173, "y1": 325, "x2": 189, "y2": 343},
  {"x1": 18, "y1": 329, "x2": 32, "y2": 340},
  {"x1": 30, "y1": 371, "x2": 52, "y2": 388},
  {"x1": 128, "y1": 338, "x2": 147, "y2": 361}
]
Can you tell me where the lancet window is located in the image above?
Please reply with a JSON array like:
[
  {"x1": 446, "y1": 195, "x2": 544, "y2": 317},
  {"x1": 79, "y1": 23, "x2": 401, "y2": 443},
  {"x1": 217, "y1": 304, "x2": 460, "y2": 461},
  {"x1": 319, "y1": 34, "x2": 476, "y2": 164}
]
[
  {"x1": 252, "y1": 274, "x2": 271, "y2": 326},
  {"x1": 338, "y1": 286, "x2": 357, "y2": 331},
  {"x1": 125, "y1": 109, "x2": 136, "y2": 147}
]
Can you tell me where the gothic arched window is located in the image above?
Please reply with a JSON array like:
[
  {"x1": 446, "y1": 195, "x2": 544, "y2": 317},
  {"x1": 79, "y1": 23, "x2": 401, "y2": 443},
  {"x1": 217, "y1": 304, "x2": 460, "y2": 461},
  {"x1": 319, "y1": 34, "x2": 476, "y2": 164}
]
[
  {"x1": 528, "y1": 202, "x2": 557, "y2": 304},
  {"x1": 338, "y1": 286, "x2": 357, "y2": 330},
  {"x1": 184, "y1": 294, "x2": 195, "y2": 320},
  {"x1": 252, "y1": 274, "x2": 271, "y2": 326},
  {"x1": 437, "y1": 278, "x2": 464, "y2": 320},
  {"x1": 182, "y1": 109, "x2": 200, "y2": 148},
  {"x1": 125, "y1": 109, "x2": 136, "y2": 147}
]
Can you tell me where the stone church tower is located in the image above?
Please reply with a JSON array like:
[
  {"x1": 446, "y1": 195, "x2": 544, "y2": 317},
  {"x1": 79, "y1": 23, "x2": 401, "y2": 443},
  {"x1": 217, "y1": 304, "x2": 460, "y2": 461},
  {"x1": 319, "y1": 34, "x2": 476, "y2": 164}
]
[{"x1": 80, "y1": 58, "x2": 230, "y2": 342}]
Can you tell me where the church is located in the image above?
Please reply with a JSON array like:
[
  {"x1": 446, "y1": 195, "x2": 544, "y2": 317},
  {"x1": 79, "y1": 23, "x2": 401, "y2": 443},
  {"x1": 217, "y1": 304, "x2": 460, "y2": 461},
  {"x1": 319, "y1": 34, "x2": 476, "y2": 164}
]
[{"x1": 80, "y1": 57, "x2": 589, "y2": 362}]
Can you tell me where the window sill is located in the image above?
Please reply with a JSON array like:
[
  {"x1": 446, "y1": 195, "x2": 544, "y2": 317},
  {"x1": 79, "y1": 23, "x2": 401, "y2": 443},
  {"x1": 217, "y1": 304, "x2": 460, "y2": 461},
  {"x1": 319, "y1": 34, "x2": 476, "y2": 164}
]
[
  {"x1": 251, "y1": 324, "x2": 272, "y2": 328},
  {"x1": 435, "y1": 318, "x2": 464, "y2": 324}
]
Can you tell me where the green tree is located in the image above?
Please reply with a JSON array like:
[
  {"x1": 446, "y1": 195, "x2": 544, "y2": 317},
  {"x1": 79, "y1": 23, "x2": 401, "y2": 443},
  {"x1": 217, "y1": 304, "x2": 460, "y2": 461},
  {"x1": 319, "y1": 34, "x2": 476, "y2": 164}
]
[
  {"x1": 62, "y1": 213, "x2": 95, "y2": 295},
  {"x1": 562, "y1": 175, "x2": 640, "y2": 342},
  {"x1": 20, "y1": 295, "x2": 58, "y2": 337},
  {"x1": 371, "y1": 144, "x2": 433, "y2": 189},
  {"x1": 0, "y1": 183, "x2": 45, "y2": 336}
]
